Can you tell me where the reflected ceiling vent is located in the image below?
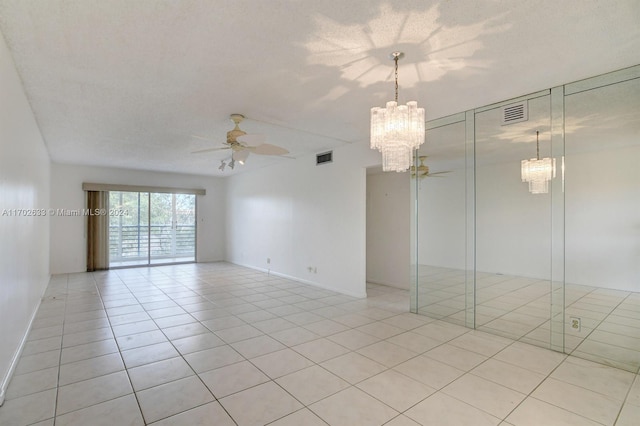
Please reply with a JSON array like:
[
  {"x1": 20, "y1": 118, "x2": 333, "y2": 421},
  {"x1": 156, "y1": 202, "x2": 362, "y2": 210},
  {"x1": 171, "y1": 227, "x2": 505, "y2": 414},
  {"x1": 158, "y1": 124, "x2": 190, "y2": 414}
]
[
  {"x1": 316, "y1": 151, "x2": 333, "y2": 165},
  {"x1": 501, "y1": 101, "x2": 528, "y2": 125}
]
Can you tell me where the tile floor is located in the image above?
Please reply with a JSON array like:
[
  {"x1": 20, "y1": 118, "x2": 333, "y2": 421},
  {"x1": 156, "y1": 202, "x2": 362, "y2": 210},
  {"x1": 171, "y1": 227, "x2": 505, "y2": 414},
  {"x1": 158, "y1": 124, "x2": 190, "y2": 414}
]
[
  {"x1": 1, "y1": 262, "x2": 639, "y2": 425},
  {"x1": 417, "y1": 265, "x2": 640, "y2": 372}
]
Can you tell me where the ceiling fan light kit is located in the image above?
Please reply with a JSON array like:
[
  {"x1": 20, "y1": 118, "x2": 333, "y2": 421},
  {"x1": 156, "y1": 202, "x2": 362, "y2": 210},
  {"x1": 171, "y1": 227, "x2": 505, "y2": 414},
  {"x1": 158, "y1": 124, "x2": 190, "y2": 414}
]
[
  {"x1": 192, "y1": 114, "x2": 290, "y2": 172},
  {"x1": 370, "y1": 51, "x2": 425, "y2": 172}
]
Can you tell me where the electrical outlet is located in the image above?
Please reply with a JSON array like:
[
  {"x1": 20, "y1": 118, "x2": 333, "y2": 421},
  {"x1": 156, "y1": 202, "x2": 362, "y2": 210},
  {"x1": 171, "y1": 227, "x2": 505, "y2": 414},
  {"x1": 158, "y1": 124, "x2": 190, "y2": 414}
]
[
  {"x1": 570, "y1": 317, "x2": 581, "y2": 332},
  {"x1": 267, "y1": 258, "x2": 271, "y2": 264},
  {"x1": 308, "y1": 266, "x2": 313, "y2": 272},
  {"x1": 314, "y1": 267, "x2": 317, "y2": 273}
]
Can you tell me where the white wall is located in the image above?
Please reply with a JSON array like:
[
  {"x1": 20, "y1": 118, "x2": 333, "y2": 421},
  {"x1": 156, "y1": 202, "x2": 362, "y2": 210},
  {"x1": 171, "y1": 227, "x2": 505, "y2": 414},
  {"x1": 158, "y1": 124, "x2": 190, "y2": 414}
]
[
  {"x1": 565, "y1": 145, "x2": 640, "y2": 291},
  {"x1": 50, "y1": 164, "x2": 226, "y2": 274},
  {"x1": 417, "y1": 169, "x2": 466, "y2": 270},
  {"x1": 418, "y1": 162, "x2": 553, "y2": 279},
  {"x1": 366, "y1": 171, "x2": 410, "y2": 289},
  {"x1": 417, "y1": 147, "x2": 640, "y2": 292},
  {"x1": 225, "y1": 142, "x2": 380, "y2": 298},
  {"x1": 0, "y1": 32, "x2": 51, "y2": 404},
  {"x1": 476, "y1": 161, "x2": 552, "y2": 278}
]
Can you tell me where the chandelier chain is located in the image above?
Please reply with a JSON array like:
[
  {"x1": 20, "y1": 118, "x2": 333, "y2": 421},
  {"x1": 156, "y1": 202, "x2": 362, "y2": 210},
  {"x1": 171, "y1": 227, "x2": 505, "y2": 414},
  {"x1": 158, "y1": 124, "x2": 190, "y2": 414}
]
[{"x1": 394, "y1": 56, "x2": 399, "y2": 103}]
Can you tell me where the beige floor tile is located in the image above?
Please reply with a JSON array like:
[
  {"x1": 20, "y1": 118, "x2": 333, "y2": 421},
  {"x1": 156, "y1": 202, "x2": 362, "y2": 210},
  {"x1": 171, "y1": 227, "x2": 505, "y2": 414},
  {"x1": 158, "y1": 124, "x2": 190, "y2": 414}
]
[
  {"x1": 291, "y1": 338, "x2": 351, "y2": 363},
  {"x1": 616, "y1": 402, "x2": 640, "y2": 426},
  {"x1": 267, "y1": 408, "x2": 328, "y2": 426},
  {"x1": 506, "y1": 397, "x2": 602, "y2": 426},
  {"x1": 115, "y1": 330, "x2": 167, "y2": 351},
  {"x1": 214, "y1": 324, "x2": 264, "y2": 343},
  {"x1": 121, "y1": 341, "x2": 180, "y2": 368},
  {"x1": 251, "y1": 317, "x2": 297, "y2": 333},
  {"x1": 321, "y1": 352, "x2": 387, "y2": 384},
  {"x1": 153, "y1": 314, "x2": 197, "y2": 329},
  {"x1": 5, "y1": 367, "x2": 59, "y2": 400},
  {"x1": 424, "y1": 343, "x2": 487, "y2": 371},
  {"x1": 54, "y1": 394, "x2": 144, "y2": 426},
  {"x1": 250, "y1": 348, "x2": 314, "y2": 379},
  {"x1": 405, "y1": 390, "x2": 500, "y2": 426},
  {"x1": 471, "y1": 358, "x2": 546, "y2": 394},
  {"x1": 199, "y1": 360, "x2": 269, "y2": 398},
  {"x1": 136, "y1": 376, "x2": 214, "y2": 424},
  {"x1": 532, "y1": 377, "x2": 622, "y2": 425},
  {"x1": 128, "y1": 356, "x2": 194, "y2": 391},
  {"x1": 219, "y1": 381, "x2": 303, "y2": 426},
  {"x1": 412, "y1": 321, "x2": 469, "y2": 342},
  {"x1": 56, "y1": 370, "x2": 132, "y2": 415},
  {"x1": 493, "y1": 341, "x2": 566, "y2": 375},
  {"x1": 394, "y1": 355, "x2": 465, "y2": 389},
  {"x1": 183, "y1": 345, "x2": 244, "y2": 373},
  {"x1": 21, "y1": 336, "x2": 62, "y2": 356},
  {"x1": 111, "y1": 320, "x2": 158, "y2": 338},
  {"x1": 386, "y1": 331, "x2": 442, "y2": 354},
  {"x1": 357, "y1": 369, "x2": 435, "y2": 412},
  {"x1": 171, "y1": 332, "x2": 226, "y2": 355},
  {"x1": 309, "y1": 386, "x2": 398, "y2": 426},
  {"x1": 276, "y1": 365, "x2": 349, "y2": 405},
  {"x1": 303, "y1": 319, "x2": 351, "y2": 337},
  {"x1": 626, "y1": 375, "x2": 640, "y2": 406},
  {"x1": 59, "y1": 352, "x2": 124, "y2": 386},
  {"x1": 201, "y1": 315, "x2": 247, "y2": 331},
  {"x1": 231, "y1": 334, "x2": 286, "y2": 358},
  {"x1": 383, "y1": 415, "x2": 421, "y2": 426},
  {"x1": 442, "y1": 373, "x2": 526, "y2": 418},
  {"x1": 328, "y1": 329, "x2": 380, "y2": 350},
  {"x1": 149, "y1": 401, "x2": 235, "y2": 426},
  {"x1": 270, "y1": 326, "x2": 321, "y2": 346},
  {"x1": 550, "y1": 356, "x2": 635, "y2": 401},
  {"x1": 0, "y1": 389, "x2": 57, "y2": 425},
  {"x1": 14, "y1": 349, "x2": 61, "y2": 375},
  {"x1": 448, "y1": 330, "x2": 512, "y2": 356},
  {"x1": 357, "y1": 340, "x2": 417, "y2": 368},
  {"x1": 161, "y1": 322, "x2": 210, "y2": 340}
]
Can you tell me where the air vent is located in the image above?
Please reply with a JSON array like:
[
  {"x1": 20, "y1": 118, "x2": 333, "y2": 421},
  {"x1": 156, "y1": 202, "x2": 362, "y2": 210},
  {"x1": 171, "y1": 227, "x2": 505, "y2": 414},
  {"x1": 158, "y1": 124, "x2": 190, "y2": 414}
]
[
  {"x1": 316, "y1": 151, "x2": 333, "y2": 165},
  {"x1": 501, "y1": 101, "x2": 528, "y2": 125}
]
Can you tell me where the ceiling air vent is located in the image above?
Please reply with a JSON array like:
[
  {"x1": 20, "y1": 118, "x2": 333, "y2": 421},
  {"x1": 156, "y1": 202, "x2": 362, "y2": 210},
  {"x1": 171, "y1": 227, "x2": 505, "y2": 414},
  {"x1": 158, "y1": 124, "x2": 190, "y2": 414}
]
[
  {"x1": 316, "y1": 151, "x2": 333, "y2": 165},
  {"x1": 501, "y1": 101, "x2": 528, "y2": 125}
]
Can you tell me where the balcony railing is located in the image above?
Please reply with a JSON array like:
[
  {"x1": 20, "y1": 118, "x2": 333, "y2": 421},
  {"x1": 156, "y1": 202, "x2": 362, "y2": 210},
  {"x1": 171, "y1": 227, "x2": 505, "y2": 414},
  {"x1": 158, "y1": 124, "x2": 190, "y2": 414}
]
[{"x1": 109, "y1": 224, "x2": 195, "y2": 262}]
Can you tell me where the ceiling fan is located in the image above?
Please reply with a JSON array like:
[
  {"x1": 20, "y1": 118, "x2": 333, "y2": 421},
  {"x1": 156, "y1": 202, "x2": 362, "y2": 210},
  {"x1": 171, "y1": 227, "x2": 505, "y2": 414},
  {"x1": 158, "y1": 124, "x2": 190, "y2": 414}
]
[
  {"x1": 411, "y1": 156, "x2": 451, "y2": 178},
  {"x1": 191, "y1": 114, "x2": 289, "y2": 170}
]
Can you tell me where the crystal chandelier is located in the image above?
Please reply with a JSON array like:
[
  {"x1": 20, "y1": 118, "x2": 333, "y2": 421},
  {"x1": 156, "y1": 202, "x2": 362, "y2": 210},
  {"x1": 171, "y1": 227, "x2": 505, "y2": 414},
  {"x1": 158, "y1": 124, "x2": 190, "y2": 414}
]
[
  {"x1": 370, "y1": 52, "x2": 425, "y2": 172},
  {"x1": 521, "y1": 131, "x2": 556, "y2": 194}
]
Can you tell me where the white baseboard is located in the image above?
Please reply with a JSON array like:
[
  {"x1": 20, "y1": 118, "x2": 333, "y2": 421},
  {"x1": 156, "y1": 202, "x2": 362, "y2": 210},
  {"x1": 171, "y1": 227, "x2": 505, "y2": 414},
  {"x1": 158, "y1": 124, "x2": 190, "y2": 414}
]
[
  {"x1": 0, "y1": 298, "x2": 42, "y2": 406},
  {"x1": 229, "y1": 262, "x2": 367, "y2": 299}
]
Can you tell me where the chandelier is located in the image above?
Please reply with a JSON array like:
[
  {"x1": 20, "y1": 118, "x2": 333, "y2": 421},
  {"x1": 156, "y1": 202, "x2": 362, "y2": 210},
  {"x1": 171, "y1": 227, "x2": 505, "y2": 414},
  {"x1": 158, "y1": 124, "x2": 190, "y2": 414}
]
[
  {"x1": 370, "y1": 52, "x2": 425, "y2": 172},
  {"x1": 521, "y1": 131, "x2": 556, "y2": 194}
]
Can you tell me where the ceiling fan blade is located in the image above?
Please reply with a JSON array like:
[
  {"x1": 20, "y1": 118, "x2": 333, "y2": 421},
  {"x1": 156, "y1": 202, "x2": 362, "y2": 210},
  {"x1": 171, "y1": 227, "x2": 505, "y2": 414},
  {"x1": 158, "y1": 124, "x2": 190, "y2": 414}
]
[
  {"x1": 249, "y1": 143, "x2": 289, "y2": 156},
  {"x1": 190, "y1": 146, "x2": 230, "y2": 154},
  {"x1": 191, "y1": 134, "x2": 216, "y2": 142},
  {"x1": 236, "y1": 134, "x2": 266, "y2": 146},
  {"x1": 427, "y1": 171, "x2": 451, "y2": 175}
]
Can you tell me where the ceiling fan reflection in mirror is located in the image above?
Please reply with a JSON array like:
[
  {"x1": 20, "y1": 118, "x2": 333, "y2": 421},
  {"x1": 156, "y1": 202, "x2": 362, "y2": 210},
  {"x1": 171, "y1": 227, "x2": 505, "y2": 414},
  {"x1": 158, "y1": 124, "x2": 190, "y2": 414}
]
[
  {"x1": 411, "y1": 156, "x2": 451, "y2": 178},
  {"x1": 191, "y1": 114, "x2": 290, "y2": 171}
]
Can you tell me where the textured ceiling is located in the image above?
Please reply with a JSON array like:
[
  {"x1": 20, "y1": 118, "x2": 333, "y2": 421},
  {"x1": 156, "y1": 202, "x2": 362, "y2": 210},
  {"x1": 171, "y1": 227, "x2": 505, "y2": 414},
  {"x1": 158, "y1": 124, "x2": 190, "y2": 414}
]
[{"x1": 0, "y1": 0, "x2": 638, "y2": 176}]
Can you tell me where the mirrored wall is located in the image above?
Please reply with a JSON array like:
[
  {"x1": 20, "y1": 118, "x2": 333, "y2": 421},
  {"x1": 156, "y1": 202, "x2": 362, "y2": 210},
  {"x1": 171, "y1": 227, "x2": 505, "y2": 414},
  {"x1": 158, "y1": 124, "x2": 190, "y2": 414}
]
[{"x1": 412, "y1": 65, "x2": 640, "y2": 372}]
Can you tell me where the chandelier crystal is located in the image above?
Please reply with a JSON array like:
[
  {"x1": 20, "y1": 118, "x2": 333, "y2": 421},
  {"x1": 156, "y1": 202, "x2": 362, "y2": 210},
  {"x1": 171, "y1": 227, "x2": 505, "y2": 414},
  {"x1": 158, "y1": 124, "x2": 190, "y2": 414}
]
[
  {"x1": 521, "y1": 131, "x2": 556, "y2": 194},
  {"x1": 370, "y1": 52, "x2": 425, "y2": 172}
]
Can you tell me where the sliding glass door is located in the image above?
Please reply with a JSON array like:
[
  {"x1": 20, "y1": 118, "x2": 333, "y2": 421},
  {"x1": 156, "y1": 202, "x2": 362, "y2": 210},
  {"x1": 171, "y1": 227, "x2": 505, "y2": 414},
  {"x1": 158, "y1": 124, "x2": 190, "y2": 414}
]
[{"x1": 109, "y1": 191, "x2": 196, "y2": 267}]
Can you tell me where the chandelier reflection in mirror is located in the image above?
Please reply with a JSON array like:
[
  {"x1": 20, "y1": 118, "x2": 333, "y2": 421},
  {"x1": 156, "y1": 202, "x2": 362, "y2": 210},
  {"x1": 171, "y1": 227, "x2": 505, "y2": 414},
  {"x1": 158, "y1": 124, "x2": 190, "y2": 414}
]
[
  {"x1": 370, "y1": 52, "x2": 425, "y2": 172},
  {"x1": 521, "y1": 131, "x2": 556, "y2": 194}
]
